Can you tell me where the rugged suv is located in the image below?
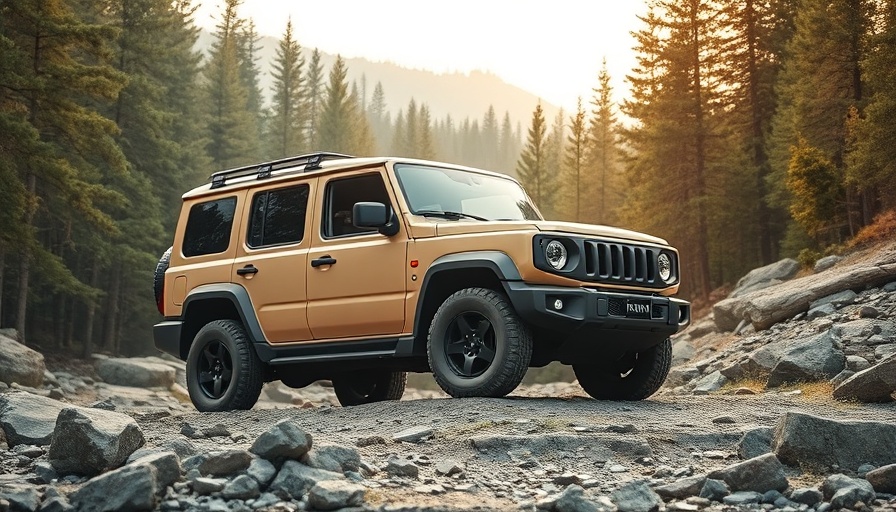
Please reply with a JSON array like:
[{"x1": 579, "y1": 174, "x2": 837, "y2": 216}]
[{"x1": 153, "y1": 153, "x2": 690, "y2": 411}]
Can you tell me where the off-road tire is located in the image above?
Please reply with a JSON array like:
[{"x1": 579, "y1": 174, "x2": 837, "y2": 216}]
[
  {"x1": 573, "y1": 338, "x2": 672, "y2": 401},
  {"x1": 153, "y1": 246, "x2": 172, "y2": 306},
  {"x1": 427, "y1": 287, "x2": 532, "y2": 398},
  {"x1": 332, "y1": 370, "x2": 407, "y2": 406},
  {"x1": 186, "y1": 319, "x2": 264, "y2": 412}
]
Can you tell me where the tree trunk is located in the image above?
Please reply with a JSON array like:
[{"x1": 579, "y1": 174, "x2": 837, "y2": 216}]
[
  {"x1": 103, "y1": 261, "x2": 121, "y2": 353},
  {"x1": 82, "y1": 258, "x2": 101, "y2": 358},
  {"x1": 0, "y1": 248, "x2": 5, "y2": 326}
]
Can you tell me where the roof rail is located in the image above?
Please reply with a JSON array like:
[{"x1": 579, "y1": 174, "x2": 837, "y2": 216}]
[{"x1": 209, "y1": 152, "x2": 354, "y2": 189}]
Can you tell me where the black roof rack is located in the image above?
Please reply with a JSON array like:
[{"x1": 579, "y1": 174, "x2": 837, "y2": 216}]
[{"x1": 209, "y1": 152, "x2": 354, "y2": 189}]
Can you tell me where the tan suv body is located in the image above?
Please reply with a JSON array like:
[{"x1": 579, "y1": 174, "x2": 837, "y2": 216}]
[{"x1": 153, "y1": 153, "x2": 690, "y2": 411}]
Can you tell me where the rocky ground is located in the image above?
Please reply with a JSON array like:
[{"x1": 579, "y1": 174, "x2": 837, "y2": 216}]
[{"x1": 1, "y1": 241, "x2": 896, "y2": 512}]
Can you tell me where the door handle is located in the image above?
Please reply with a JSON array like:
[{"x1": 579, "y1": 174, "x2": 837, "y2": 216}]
[
  {"x1": 311, "y1": 256, "x2": 337, "y2": 268},
  {"x1": 236, "y1": 264, "x2": 258, "y2": 276}
]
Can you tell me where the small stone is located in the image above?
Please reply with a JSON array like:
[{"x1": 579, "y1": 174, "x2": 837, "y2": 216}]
[
  {"x1": 789, "y1": 487, "x2": 822, "y2": 506},
  {"x1": 702, "y1": 451, "x2": 728, "y2": 459},
  {"x1": 435, "y1": 460, "x2": 463, "y2": 476},
  {"x1": 712, "y1": 416, "x2": 736, "y2": 424},
  {"x1": 191, "y1": 477, "x2": 227, "y2": 495},
  {"x1": 308, "y1": 480, "x2": 365, "y2": 510},
  {"x1": 699, "y1": 479, "x2": 730, "y2": 502},
  {"x1": 201, "y1": 424, "x2": 231, "y2": 438},
  {"x1": 221, "y1": 474, "x2": 260, "y2": 500},
  {"x1": 392, "y1": 426, "x2": 434, "y2": 443},
  {"x1": 385, "y1": 458, "x2": 419, "y2": 478},
  {"x1": 249, "y1": 419, "x2": 313, "y2": 463},
  {"x1": 723, "y1": 491, "x2": 763, "y2": 506},
  {"x1": 859, "y1": 306, "x2": 881, "y2": 319}
]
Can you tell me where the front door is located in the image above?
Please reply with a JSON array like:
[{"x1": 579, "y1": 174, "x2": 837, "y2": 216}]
[{"x1": 306, "y1": 169, "x2": 408, "y2": 339}]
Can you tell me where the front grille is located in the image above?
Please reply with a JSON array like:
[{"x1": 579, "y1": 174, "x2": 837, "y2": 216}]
[{"x1": 584, "y1": 241, "x2": 658, "y2": 286}]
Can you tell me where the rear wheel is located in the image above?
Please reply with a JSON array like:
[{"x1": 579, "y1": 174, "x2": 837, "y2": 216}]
[
  {"x1": 573, "y1": 338, "x2": 672, "y2": 401},
  {"x1": 332, "y1": 370, "x2": 407, "y2": 406},
  {"x1": 427, "y1": 287, "x2": 532, "y2": 398},
  {"x1": 186, "y1": 319, "x2": 264, "y2": 411}
]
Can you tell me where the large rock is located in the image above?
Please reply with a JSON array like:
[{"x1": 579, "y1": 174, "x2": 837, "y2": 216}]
[
  {"x1": 823, "y1": 474, "x2": 876, "y2": 510},
  {"x1": 0, "y1": 391, "x2": 69, "y2": 446},
  {"x1": 653, "y1": 475, "x2": 706, "y2": 499},
  {"x1": 250, "y1": 419, "x2": 313, "y2": 462},
  {"x1": 302, "y1": 444, "x2": 361, "y2": 473},
  {"x1": 706, "y1": 453, "x2": 788, "y2": 492},
  {"x1": 95, "y1": 358, "x2": 175, "y2": 388},
  {"x1": 129, "y1": 451, "x2": 181, "y2": 490},
  {"x1": 268, "y1": 460, "x2": 343, "y2": 499},
  {"x1": 308, "y1": 480, "x2": 366, "y2": 511},
  {"x1": 0, "y1": 333, "x2": 45, "y2": 387},
  {"x1": 730, "y1": 259, "x2": 800, "y2": 299},
  {"x1": 773, "y1": 411, "x2": 896, "y2": 470},
  {"x1": 48, "y1": 407, "x2": 145, "y2": 476},
  {"x1": 866, "y1": 464, "x2": 896, "y2": 494},
  {"x1": 765, "y1": 332, "x2": 845, "y2": 387},
  {"x1": 832, "y1": 352, "x2": 896, "y2": 402},
  {"x1": 715, "y1": 252, "x2": 896, "y2": 332},
  {"x1": 737, "y1": 427, "x2": 773, "y2": 460},
  {"x1": 69, "y1": 463, "x2": 157, "y2": 511}
]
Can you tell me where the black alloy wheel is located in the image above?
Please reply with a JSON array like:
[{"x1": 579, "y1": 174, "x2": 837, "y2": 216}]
[
  {"x1": 444, "y1": 311, "x2": 497, "y2": 378},
  {"x1": 197, "y1": 340, "x2": 233, "y2": 399},
  {"x1": 186, "y1": 319, "x2": 264, "y2": 412}
]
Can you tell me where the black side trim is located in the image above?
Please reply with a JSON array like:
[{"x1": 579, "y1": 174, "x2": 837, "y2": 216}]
[
  {"x1": 412, "y1": 251, "x2": 521, "y2": 341},
  {"x1": 182, "y1": 283, "x2": 266, "y2": 343},
  {"x1": 254, "y1": 336, "x2": 416, "y2": 365}
]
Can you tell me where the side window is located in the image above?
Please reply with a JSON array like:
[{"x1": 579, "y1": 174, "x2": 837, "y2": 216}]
[
  {"x1": 324, "y1": 173, "x2": 391, "y2": 238},
  {"x1": 247, "y1": 184, "x2": 309, "y2": 248},
  {"x1": 182, "y1": 197, "x2": 237, "y2": 257}
]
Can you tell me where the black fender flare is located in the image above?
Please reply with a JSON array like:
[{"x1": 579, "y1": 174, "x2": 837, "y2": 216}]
[
  {"x1": 411, "y1": 251, "x2": 522, "y2": 342},
  {"x1": 181, "y1": 283, "x2": 266, "y2": 344}
]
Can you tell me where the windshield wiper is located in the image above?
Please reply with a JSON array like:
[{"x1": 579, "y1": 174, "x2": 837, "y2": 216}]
[{"x1": 417, "y1": 210, "x2": 490, "y2": 221}]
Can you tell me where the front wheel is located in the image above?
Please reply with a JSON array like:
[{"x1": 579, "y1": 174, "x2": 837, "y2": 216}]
[
  {"x1": 332, "y1": 370, "x2": 407, "y2": 406},
  {"x1": 427, "y1": 287, "x2": 532, "y2": 398},
  {"x1": 186, "y1": 319, "x2": 264, "y2": 412},
  {"x1": 573, "y1": 338, "x2": 672, "y2": 401}
]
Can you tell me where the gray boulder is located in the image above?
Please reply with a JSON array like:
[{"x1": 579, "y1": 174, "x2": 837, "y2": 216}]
[
  {"x1": 0, "y1": 391, "x2": 69, "y2": 446},
  {"x1": 129, "y1": 451, "x2": 181, "y2": 490},
  {"x1": 699, "y1": 478, "x2": 730, "y2": 501},
  {"x1": 308, "y1": 480, "x2": 366, "y2": 511},
  {"x1": 611, "y1": 480, "x2": 662, "y2": 512},
  {"x1": 0, "y1": 333, "x2": 46, "y2": 387},
  {"x1": 731, "y1": 259, "x2": 800, "y2": 299},
  {"x1": 302, "y1": 444, "x2": 361, "y2": 473},
  {"x1": 250, "y1": 419, "x2": 312, "y2": 462},
  {"x1": 653, "y1": 475, "x2": 706, "y2": 499},
  {"x1": 268, "y1": 460, "x2": 342, "y2": 499},
  {"x1": 0, "y1": 485, "x2": 40, "y2": 512},
  {"x1": 666, "y1": 367, "x2": 700, "y2": 388},
  {"x1": 706, "y1": 453, "x2": 788, "y2": 492},
  {"x1": 246, "y1": 457, "x2": 277, "y2": 486},
  {"x1": 789, "y1": 487, "x2": 823, "y2": 506},
  {"x1": 823, "y1": 474, "x2": 876, "y2": 510},
  {"x1": 48, "y1": 407, "x2": 145, "y2": 476},
  {"x1": 737, "y1": 427, "x2": 773, "y2": 460},
  {"x1": 95, "y1": 358, "x2": 175, "y2": 388},
  {"x1": 554, "y1": 485, "x2": 607, "y2": 512},
  {"x1": 222, "y1": 474, "x2": 260, "y2": 500},
  {"x1": 692, "y1": 371, "x2": 727, "y2": 394},
  {"x1": 814, "y1": 255, "x2": 843, "y2": 272},
  {"x1": 773, "y1": 411, "x2": 896, "y2": 469},
  {"x1": 833, "y1": 352, "x2": 896, "y2": 402},
  {"x1": 385, "y1": 458, "x2": 419, "y2": 478},
  {"x1": 765, "y1": 332, "x2": 845, "y2": 387},
  {"x1": 69, "y1": 463, "x2": 157, "y2": 511},
  {"x1": 197, "y1": 450, "x2": 252, "y2": 476},
  {"x1": 866, "y1": 464, "x2": 896, "y2": 494}
]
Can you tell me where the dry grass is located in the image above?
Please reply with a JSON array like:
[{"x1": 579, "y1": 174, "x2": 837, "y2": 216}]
[
  {"x1": 718, "y1": 378, "x2": 858, "y2": 407},
  {"x1": 849, "y1": 208, "x2": 896, "y2": 248}
]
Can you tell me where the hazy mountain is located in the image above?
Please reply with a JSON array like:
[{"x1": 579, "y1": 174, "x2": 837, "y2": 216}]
[{"x1": 197, "y1": 29, "x2": 561, "y2": 130}]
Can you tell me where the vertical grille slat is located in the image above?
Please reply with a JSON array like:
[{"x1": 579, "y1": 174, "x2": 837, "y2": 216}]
[{"x1": 588, "y1": 240, "x2": 665, "y2": 287}]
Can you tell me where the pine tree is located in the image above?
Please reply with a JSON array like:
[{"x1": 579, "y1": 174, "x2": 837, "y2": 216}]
[
  {"x1": 318, "y1": 55, "x2": 354, "y2": 153},
  {"x1": 368, "y1": 81, "x2": 391, "y2": 154},
  {"x1": 267, "y1": 19, "x2": 306, "y2": 158},
  {"x1": 517, "y1": 102, "x2": 556, "y2": 214},
  {"x1": 2, "y1": 0, "x2": 128, "y2": 341},
  {"x1": 305, "y1": 48, "x2": 325, "y2": 151},
  {"x1": 204, "y1": 0, "x2": 255, "y2": 169},
  {"x1": 417, "y1": 104, "x2": 436, "y2": 160},
  {"x1": 237, "y1": 19, "x2": 263, "y2": 159},
  {"x1": 562, "y1": 98, "x2": 588, "y2": 222},
  {"x1": 498, "y1": 111, "x2": 518, "y2": 176},
  {"x1": 481, "y1": 105, "x2": 499, "y2": 170},
  {"x1": 587, "y1": 60, "x2": 621, "y2": 225}
]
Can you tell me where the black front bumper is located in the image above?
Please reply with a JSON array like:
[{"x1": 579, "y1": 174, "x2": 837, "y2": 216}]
[{"x1": 505, "y1": 281, "x2": 690, "y2": 341}]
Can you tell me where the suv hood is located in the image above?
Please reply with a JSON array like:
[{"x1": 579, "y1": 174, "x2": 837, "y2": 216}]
[
  {"x1": 532, "y1": 221, "x2": 669, "y2": 246},
  {"x1": 414, "y1": 218, "x2": 669, "y2": 246}
]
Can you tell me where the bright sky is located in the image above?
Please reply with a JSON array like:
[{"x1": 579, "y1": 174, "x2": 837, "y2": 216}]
[{"x1": 193, "y1": 1, "x2": 645, "y2": 111}]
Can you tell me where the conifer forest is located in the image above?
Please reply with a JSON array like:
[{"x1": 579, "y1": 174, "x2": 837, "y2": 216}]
[{"x1": 1, "y1": 0, "x2": 895, "y2": 355}]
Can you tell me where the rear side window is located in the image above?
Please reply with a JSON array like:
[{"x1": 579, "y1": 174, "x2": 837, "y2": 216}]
[
  {"x1": 182, "y1": 197, "x2": 237, "y2": 257},
  {"x1": 248, "y1": 184, "x2": 309, "y2": 248}
]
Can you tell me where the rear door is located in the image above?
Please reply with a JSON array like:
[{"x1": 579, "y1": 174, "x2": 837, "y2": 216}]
[
  {"x1": 306, "y1": 168, "x2": 408, "y2": 339},
  {"x1": 232, "y1": 179, "x2": 316, "y2": 343}
]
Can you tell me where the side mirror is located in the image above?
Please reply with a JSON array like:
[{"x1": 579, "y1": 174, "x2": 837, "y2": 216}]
[{"x1": 353, "y1": 202, "x2": 399, "y2": 236}]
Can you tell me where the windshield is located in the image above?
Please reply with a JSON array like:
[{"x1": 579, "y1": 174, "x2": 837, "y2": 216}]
[{"x1": 394, "y1": 164, "x2": 542, "y2": 221}]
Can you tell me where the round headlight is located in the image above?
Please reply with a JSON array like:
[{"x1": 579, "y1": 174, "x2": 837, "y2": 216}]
[
  {"x1": 658, "y1": 253, "x2": 673, "y2": 283},
  {"x1": 545, "y1": 240, "x2": 568, "y2": 270}
]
